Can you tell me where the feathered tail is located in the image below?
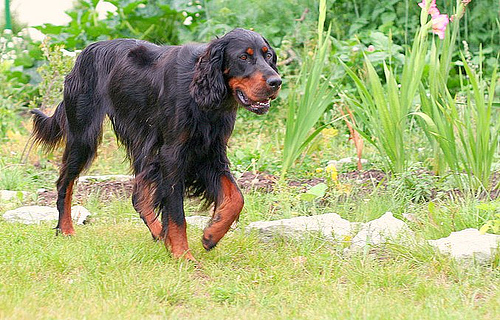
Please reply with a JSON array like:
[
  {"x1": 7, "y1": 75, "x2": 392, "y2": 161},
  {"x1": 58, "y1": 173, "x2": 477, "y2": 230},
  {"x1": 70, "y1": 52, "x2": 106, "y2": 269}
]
[{"x1": 31, "y1": 102, "x2": 67, "y2": 151}]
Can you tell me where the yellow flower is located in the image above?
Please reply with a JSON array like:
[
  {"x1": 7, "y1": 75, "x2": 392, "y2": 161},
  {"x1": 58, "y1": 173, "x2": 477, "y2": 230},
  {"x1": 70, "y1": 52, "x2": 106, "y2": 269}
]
[
  {"x1": 315, "y1": 168, "x2": 324, "y2": 173},
  {"x1": 325, "y1": 163, "x2": 338, "y2": 182},
  {"x1": 322, "y1": 128, "x2": 339, "y2": 140},
  {"x1": 336, "y1": 183, "x2": 352, "y2": 194}
]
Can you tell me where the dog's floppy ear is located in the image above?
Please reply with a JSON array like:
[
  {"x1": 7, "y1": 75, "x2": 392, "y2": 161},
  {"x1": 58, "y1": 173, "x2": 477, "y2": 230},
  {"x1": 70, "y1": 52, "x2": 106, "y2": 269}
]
[
  {"x1": 190, "y1": 39, "x2": 227, "y2": 109},
  {"x1": 263, "y1": 37, "x2": 278, "y2": 72}
]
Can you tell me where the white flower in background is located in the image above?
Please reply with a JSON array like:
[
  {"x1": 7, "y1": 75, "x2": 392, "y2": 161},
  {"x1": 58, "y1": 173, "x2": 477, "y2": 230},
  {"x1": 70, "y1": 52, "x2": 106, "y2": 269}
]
[
  {"x1": 60, "y1": 48, "x2": 77, "y2": 57},
  {"x1": 183, "y1": 16, "x2": 193, "y2": 26}
]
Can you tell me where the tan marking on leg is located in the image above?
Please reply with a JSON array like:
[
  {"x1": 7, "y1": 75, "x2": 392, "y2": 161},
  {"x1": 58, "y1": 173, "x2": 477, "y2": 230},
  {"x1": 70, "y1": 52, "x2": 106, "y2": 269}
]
[
  {"x1": 202, "y1": 175, "x2": 243, "y2": 250},
  {"x1": 165, "y1": 216, "x2": 195, "y2": 261},
  {"x1": 134, "y1": 178, "x2": 162, "y2": 239},
  {"x1": 60, "y1": 180, "x2": 75, "y2": 235}
]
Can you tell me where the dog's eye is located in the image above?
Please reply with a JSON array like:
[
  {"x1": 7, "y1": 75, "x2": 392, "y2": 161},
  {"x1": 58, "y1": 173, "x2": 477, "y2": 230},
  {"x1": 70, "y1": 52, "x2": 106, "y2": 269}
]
[
  {"x1": 240, "y1": 54, "x2": 248, "y2": 61},
  {"x1": 265, "y1": 52, "x2": 273, "y2": 60}
]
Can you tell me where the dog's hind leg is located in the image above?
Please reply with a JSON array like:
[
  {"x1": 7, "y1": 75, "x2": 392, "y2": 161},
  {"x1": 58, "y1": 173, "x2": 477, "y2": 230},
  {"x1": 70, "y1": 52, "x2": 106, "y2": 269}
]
[
  {"x1": 132, "y1": 174, "x2": 163, "y2": 240},
  {"x1": 55, "y1": 107, "x2": 105, "y2": 235},
  {"x1": 202, "y1": 174, "x2": 244, "y2": 250},
  {"x1": 55, "y1": 139, "x2": 95, "y2": 235}
]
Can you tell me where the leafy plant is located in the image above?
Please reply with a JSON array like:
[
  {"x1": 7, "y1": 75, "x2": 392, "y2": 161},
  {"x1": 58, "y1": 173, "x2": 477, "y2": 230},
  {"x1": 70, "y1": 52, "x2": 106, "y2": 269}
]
[
  {"x1": 300, "y1": 183, "x2": 328, "y2": 202},
  {"x1": 388, "y1": 167, "x2": 436, "y2": 203},
  {"x1": 281, "y1": 0, "x2": 337, "y2": 177},
  {"x1": 415, "y1": 1, "x2": 499, "y2": 190},
  {"x1": 0, "y1": 30, "x2": 43, "y2": 138},
  {"x1": 340, "y1": 20, "x2": 428, "y2": 172},
  {"x1": 29, "y1": 42, "x2": 76, "y2": 111},
  {"x1": 478, "y1": 202, "x2": 500, "y2": 234},
  {"x1": 36, "y1": 0, "x2": 203, "y2": 49},
  {"x1": 194, "y1": 0, "x2": 317, "y2": 45},
  {"x1": 480, "y1": 213, "x2": 500, "y2": 235}
]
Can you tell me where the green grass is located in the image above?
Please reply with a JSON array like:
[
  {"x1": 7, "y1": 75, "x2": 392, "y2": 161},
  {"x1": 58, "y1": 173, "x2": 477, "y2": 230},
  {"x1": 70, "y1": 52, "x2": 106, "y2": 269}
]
[
  {"x1": 0, "y1": 186, "x2": 499, "y2": 319},
  {"x1": 0, "y1": 216, "x2": 498, "y2": 320}
]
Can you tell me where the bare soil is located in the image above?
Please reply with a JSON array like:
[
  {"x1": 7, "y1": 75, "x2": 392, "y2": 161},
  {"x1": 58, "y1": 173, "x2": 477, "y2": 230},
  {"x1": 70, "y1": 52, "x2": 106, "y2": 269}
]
[{"x1": 36, "y1": 170, "x2": 497, "y2": 206}]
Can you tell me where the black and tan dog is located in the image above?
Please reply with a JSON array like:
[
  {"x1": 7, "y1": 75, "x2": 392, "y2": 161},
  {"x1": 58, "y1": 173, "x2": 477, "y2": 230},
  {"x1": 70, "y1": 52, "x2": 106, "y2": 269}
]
[{"x1": 31, "y1": 28, "x2": 281, "y2": 260}]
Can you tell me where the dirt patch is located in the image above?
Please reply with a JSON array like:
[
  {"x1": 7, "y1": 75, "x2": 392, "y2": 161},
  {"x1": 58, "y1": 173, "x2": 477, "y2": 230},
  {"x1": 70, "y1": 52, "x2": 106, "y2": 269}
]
[
  {"x1": 37, "y1": 180, "x2": 134, "y2": 206},
  {"x1": 35, "y1": 169, "x2": 497, "y2": 206},
  {"x1": 36, "y1": 172, "x2": 280, "y2": 206}
]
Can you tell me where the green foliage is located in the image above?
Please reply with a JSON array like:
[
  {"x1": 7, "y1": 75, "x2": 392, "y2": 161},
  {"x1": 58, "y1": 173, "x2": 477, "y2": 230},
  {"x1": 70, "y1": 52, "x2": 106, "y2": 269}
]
[
  {"x1": 340, "y1": 17, "x2": 429, "y2": 173},
  {"x1": 30, "y1": 42, "x2": 76, "y2": 110},
  {"x1": 281, "y1": 0, "x2": 337, "y2": 177},
  {"x1": 0, "y1": 164, "x2": 30, "y2": 190},
  {"x1": 0, "y1": 29, "x2": 44, "y2": 138},
  {"x1": 36, "y1": 0, "x2": 204, "y2": 48},
  {"x1": 194, "y1": 0, "x2": 317, "y2": 46},
  {"x1": 326, "y1": 0, "x2": 498, "y2": 72},
  {"x1": 300, "y1": 183, "x2": 328, "y2": 201},
  {"x1": 388, "y1": 167, "x2": 436, "y2": 203},
  {"x1": 478, "y1": 202, "x2": 500, "y2": 234},
  {"x1": 414, "y1": 3, "x2": 499, "y2": 191}
]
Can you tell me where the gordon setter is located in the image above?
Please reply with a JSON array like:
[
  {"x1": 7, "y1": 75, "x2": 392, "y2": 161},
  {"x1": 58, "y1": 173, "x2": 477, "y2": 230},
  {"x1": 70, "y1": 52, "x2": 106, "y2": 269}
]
[{"x1": 31, "y1": 28, "x2": 281, "y2": 260}]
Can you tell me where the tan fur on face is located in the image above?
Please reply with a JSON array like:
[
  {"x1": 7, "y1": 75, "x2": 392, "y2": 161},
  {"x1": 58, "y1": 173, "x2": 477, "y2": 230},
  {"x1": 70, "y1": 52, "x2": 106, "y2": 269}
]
[{"x1": 228, "y1": 71, "x2": 274, "y2": 102}]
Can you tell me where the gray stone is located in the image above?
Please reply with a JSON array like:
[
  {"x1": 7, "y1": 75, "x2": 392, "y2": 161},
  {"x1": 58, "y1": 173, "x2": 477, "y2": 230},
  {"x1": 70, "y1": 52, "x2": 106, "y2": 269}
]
[
  {"x1": 3, "y1": 205, "x2": 91, "y2": 225},
  {"x1": 246, "y1": 213, "x2": 353, "y2": 241},
  {"x1": 428, "y1": 228, "x2": 500, "y2": 263},
  {"x1": 350, "y1": 212, "x2": 413, "y2": 249},
  {"x1": 186, "y1": 216, "x2": 211, "y2": 229},
  {"x1": 0, "y1": 190, "x2": 30, "y2": 201}
]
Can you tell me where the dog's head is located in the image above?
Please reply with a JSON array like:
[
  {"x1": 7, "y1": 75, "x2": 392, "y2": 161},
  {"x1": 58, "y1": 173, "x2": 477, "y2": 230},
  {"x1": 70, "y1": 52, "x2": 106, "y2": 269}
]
[{"x1": 190, "y1": 28, "x2": 281, "y2": 114}]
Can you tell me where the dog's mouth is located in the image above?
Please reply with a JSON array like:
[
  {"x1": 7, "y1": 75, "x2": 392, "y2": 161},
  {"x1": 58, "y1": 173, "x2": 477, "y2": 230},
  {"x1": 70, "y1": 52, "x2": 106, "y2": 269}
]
[{"x1": 235, "y1": 89, "x2": 271, "y2": 115}]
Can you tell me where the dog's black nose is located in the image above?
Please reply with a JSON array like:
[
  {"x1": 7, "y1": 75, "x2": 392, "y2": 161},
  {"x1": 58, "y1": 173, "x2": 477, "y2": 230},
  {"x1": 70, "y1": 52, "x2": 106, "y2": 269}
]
[{"x1": 266, "y1": 76, "x2": 282, "y2": 89}]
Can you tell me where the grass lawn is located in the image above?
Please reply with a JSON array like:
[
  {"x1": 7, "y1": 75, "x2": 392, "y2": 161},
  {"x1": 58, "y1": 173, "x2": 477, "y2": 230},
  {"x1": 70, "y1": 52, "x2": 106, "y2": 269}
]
[{"x1": 0, "y1": 207, "x2": 498, "y2": 319}]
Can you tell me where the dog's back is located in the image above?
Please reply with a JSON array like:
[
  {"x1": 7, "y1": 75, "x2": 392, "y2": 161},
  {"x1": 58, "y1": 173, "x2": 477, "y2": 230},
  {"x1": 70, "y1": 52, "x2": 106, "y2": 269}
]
[{"x1": 31, "y1": 39, "x2": 172, "y2": 151}]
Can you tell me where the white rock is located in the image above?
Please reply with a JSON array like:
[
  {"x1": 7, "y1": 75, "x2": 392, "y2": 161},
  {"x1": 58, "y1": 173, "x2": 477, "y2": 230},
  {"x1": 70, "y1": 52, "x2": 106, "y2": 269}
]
[
  {"x1": 0, "y1": 190, "x2": 30, "y2": 201},
  {"x1": 3, "y1": 205, "x2": 91, "y2": 225},
  {"x1": 186, "y1": 216, "x2": 211, "y2": 229},
  {"x1": 71, "y1": 205, "x2": 92, "y2": 225},
  {"x1": 328, "y1": 158, "x2": 368, "y2": 168},
  {"x1": 428, "y1": 228, "x2": 500, "y2": 263},
  {"x1": 78, "y1": 175, "x2": 133, "y2": 183},
  {"x1": 350, "y1": 212, "x2": 413, "y2": 249},
  {"x1": 246, "y1": 213, "x2": 354, "y2": 241}
]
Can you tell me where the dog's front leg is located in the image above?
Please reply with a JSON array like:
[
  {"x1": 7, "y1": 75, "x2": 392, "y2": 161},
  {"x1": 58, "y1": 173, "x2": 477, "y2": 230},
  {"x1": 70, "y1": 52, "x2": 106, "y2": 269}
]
[
  {"x1": 202, "y1": 174, "x2": 244, "y2": 250},
  {"x1": 160, "y1": 183, "x2": 195, "y2": 261}
]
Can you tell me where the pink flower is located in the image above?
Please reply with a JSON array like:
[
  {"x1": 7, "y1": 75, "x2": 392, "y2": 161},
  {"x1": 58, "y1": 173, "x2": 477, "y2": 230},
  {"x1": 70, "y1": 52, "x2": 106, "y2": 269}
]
[
  {"x1": 431, "y1": 14, "x2": 449, "y2": 39},
  {"x1": 367, "y1": 45, "x2": 375, "y2": 52},
  {"x1": 419, "y1": 0, "x2": 450, "y2": 39},
  {"x1": 418, "y1": 0, "x2": 440, "y2": 17}
]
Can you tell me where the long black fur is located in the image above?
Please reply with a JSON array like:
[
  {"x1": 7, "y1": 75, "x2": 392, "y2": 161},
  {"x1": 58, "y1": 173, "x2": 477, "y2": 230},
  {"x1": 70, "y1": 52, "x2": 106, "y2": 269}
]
[{"x1": 31, "y1": 28, "x2": 280, "y2": 242}]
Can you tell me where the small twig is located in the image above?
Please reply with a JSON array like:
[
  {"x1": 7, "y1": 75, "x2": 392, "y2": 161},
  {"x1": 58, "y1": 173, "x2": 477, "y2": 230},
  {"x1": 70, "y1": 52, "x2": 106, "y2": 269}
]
[
  {"x1": 339, "y1": 105, "x2": 364, "y2": 170},
  {"x1": 277, "y1": 49, "x2": 298, "y2": 66},
  {"x1": 296, "y1": 8, "x2": 310, "y2": 22}
]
